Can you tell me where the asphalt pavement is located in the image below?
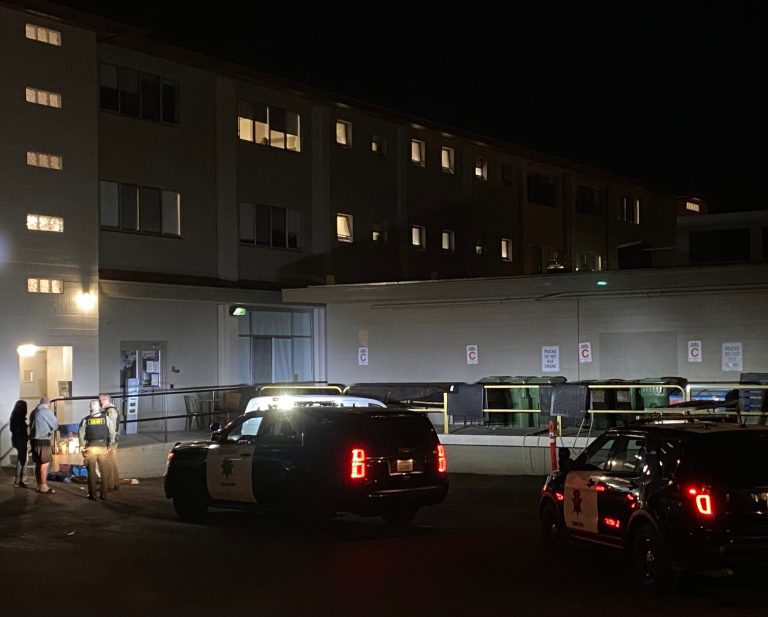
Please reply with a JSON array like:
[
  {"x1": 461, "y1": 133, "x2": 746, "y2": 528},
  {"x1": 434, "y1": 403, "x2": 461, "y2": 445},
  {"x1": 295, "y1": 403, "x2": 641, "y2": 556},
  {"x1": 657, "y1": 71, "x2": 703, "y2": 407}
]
[{"x1": 1, "y1": 471, "x2": 766, "y2": 616}]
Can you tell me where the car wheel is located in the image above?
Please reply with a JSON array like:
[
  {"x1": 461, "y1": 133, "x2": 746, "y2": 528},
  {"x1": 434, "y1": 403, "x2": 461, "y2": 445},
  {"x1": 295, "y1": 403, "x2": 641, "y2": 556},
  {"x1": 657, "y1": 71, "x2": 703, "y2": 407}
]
[
  {"x1": 173, "y1": 493, "x2": 208, "y2": 521},
  {"x1": 631, "y1": 524, "x2": 679, "y2": 592},
  {"x1": 382, "y1": 506, "x2": 418, "y2": 526},
  {"x1": 539, "y1": 501, "x2": 566, "y2": 554}
]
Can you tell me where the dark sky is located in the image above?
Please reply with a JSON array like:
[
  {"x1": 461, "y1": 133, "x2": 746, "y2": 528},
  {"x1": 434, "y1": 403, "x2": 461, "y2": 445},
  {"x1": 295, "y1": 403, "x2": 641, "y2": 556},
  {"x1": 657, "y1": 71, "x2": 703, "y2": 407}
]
[{"x1": 52, "y1": 1, "x2": 767, "y2": 212}]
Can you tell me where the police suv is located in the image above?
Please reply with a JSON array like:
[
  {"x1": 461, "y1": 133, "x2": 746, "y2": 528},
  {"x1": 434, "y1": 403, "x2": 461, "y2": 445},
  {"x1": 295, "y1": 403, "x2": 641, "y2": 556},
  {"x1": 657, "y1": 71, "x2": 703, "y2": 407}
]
[
  {"x1": 164, "y1": 402, "x2": 448, "y2": 525},
  {"x1": 539, "y1": 420, "x2": 768, "y2": 590}
]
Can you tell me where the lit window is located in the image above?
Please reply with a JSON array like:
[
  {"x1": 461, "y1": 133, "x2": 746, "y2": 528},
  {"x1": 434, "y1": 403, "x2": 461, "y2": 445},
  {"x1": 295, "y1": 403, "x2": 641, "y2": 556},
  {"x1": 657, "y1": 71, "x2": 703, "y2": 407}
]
[
  {"x1": 372, "y1": 229, "x2": 386, "y2": 242},
  {"x1": 237, "y1": 99, "x2": 300, "y2": 151},
  {"x1": 441, "y1": 147, "x2": 454, "y2": 173},
  {"x1": 501, "y1": 238, "x2": 513, "y2": 262},
  {"x1": 336, "y1": 120, "x2": 352, "y2": 147},
  {"x1": 619, "y1": 196, "x2": 641, "y2": 224},
  {"x1": 411, "y1": 139, "x2": 425, "y2": 166},
  {"x1": 336, "y1": 213, "x2": 353, "y2": 243},
  {"x1": 27, "y1": 214, "x2": 64, "y2": 233},
  {"x1": 371, "y1": 135, "x2": 384, "y2": 155},
  {"x1": 441, "y1": 230, "x2": 454, "y2": 252},
  {"x1": 25, "y1": 24, "x2": 61, "y2": 46},
  {"x1": 685, "y1": 201, "x2": 700, "y2": 213},
  {"x1": 474, "y1": 156, "x2": 487, "y2": 180},
  {"x1": 475, "y1": 243, "x2": 485, "y2": 255},
  {"x1": 27, "y1": 277, "x2": 63, "y2": 294},
  {"x1": 411, "y1": 225, "x2": 426, "y2": 249},
  {"x1": 25, "y1": 87, "x2": 62, "y2": 108},
  {"x1": 26, "y1": 151, "x2": 63, "y2": 170}
]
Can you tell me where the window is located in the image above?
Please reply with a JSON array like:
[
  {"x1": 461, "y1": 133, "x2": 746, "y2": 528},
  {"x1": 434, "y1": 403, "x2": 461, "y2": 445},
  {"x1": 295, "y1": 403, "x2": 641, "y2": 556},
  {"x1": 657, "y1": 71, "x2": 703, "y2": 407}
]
[
  {"x1": 474, "y1": 156, "x2": 487, "y2": 180},
  {"x1": 475, "y1": 243, "x2": 485, "y2": 255},
  {"x1": 618, "y1": 196, "x2": 641, "y2": 224},
  {"x1": 372, "y1": 227, "x2": 386, "y2": 243},
  {"x1": 27, "y1": 278, "x2": 63, "y2": 294},
  {"x1": 441, "y1": 147, "x2": 454, "y2": 173},
  {"x1": 501, "y1": 238, "x2": 513, "y2": 262},
  {"x1": 238, "y1": 99, "x2": 301, "y2": 151},
  {"x1": 26, "y1": 151, "x2": 62, "y2": 170},
  {"x1": 608, "y1": 437, "x2": 646, "y2": 474},
  {"x1": 99, "y1": 180, "x2": 181, "y2": 236},
  {"x1": 27, "y1": 214, "x2": 64, "y2": 233},
  {"x1": 501, "y1": 163, "x2": 516, "y2": 186},
  {"x1": 336, "y1": 120, "x2": 352, "y2": 146},
  {"x1": 577, "y1": 253, "x2": 603, "y2": 272},
  {"x1": 527, "y1": 173, "x2": 557, "y2": 206},
  {"x1": 530, "y1": 245, "x2": 557, "y2": 274},
  {"x1": 576, "y1": 435, "x2": 617, "y2": 471},
  {"x1": 25, "y1": 24, "x2": 61, "y2": 46},
  {"x1": 336, "y1": 213, "x2": 353, "y2": 243},
  {"x1": 441, "y1": 230, "x2": 454, "y2": 252},
  {"x1": 575, "y1": 185, "x2": 601, "y2": 215},
  {"x1": 371, "y1": 135, "x2": 384, "y2": 154},
  {"x1": 411, "y1": 225, "x2": 426, "y2": 249},
  {"x1": 25, "y1": 87, "x2": 62, "y2": 108},
  {"x1": 411, "y1": 139, "x2": 425, "y2": 166},
  {"x1": 240, "y1": 203, "x2": 300, "y2": 249},
  {"x1": 685, "y1": 201, "x2": 701, "y2": 213},
  {"x1": 99, "y1": 64, "x2": 178, "y2": 123}
]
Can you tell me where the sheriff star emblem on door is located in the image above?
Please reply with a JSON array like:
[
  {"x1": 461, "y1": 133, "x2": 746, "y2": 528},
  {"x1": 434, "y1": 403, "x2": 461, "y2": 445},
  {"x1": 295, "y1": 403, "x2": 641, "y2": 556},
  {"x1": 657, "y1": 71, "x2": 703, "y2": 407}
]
[{"x1": 221, "y1": 458, "x2": 235, "y2": 478}]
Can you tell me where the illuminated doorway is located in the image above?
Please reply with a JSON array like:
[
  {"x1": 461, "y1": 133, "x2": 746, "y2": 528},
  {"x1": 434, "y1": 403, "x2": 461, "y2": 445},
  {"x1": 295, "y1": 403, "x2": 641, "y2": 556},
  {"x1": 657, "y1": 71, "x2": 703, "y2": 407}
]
[{"x1": 18, "y1": 345, "x2": 74, "y2": 424}]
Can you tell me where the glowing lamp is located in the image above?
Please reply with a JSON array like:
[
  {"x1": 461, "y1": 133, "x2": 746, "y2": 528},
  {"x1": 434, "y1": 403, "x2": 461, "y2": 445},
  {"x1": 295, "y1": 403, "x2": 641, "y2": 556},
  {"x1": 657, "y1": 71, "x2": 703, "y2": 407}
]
[
  {"x1": 17, "y1": 344, "x2": 39, "y2": 357},
  {"x1": 75, "y1": 291, "x2": 97, "y2": 311}
]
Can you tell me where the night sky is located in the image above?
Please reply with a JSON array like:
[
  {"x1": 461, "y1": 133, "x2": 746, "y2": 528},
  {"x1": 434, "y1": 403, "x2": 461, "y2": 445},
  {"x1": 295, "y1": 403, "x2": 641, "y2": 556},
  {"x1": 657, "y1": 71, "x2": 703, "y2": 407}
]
[{"x1": 51, "y1": 1, "x2": 767, "y2": 212}]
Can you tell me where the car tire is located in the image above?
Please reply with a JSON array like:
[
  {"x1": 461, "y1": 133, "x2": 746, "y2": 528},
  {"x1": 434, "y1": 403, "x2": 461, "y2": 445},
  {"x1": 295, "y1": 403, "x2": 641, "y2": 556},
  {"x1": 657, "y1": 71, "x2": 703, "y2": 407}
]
[
  {"x1": 539, "y1": 501, "x2": 567, "y2": 554},
  {"x1": 173, "y1": 492, "x2": 208, "y2": 522},
  {"x1": 382, "y1": 506, "x2": 418, "y2": 526},
  {"x1": 631, "y1": 524, "x2": 679, "y2": 592}
]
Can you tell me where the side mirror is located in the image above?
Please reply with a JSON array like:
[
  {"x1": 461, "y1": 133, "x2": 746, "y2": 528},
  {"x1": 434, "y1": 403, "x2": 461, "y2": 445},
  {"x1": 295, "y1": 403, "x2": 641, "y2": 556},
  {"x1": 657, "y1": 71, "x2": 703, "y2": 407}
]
[{"x1": 558, "y1": 447, "x2": 572, "y2": 473}]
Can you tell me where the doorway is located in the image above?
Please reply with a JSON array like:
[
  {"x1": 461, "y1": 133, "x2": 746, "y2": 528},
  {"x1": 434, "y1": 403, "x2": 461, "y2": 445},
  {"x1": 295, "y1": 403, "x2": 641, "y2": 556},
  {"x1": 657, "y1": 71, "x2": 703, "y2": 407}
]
[
  {"x1": 18, "y1": 346, "x2": 74, "y2": 423},
  {"x1": 120, "y1": 341, "x2": 166, "y2": 432}
]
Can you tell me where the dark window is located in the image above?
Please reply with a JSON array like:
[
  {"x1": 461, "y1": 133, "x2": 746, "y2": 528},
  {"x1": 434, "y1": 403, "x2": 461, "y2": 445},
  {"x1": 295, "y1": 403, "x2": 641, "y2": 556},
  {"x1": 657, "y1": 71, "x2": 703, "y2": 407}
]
[
  {"x1": 99, "y1": 63, "x2": 178, "y2": 124},
  {"x1": 119, "y1": 184, "x2": 139, "y2": 231},
  {"x1": 575, "y1": 185, "x2": 600, "y2": 215},
  {"x1": 100, "y1": 181, "x2": 180, "y2": 236},
  {"x1": 689, "y1": 229, "x2": 751, "y2": 264},
  {"x1": 577, "y1": 435, "x2": 618, "y2": 471},
  {"x1": 618, "y1": 196, "x2": 640, "y2": 224},
  {"x1": 240, "y1": 202, "x2": 300, "y2": 249},
  {"x1": 501, "y1": 163, "x2": 516, "y2": 187},
  {"x1": 139, "y1": 187, "x2": 161, "y2": 233},
  {"x1": 527, "y1": 173, "x2": 557, "y2": 206},
  {"x1": 656, "y1": 436, "x2": 684, "y2": 478},
  {"x1": 608, "y1": 437, "x2": 645, "y2": 474}
]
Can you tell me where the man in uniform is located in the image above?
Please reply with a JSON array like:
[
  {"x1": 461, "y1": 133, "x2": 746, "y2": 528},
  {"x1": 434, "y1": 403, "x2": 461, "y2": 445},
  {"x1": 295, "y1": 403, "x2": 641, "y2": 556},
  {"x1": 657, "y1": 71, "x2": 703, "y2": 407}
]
[
  {"x1": 99, "y1": 393, "x2": 121, "y2": 491},
  {"x1": 78, "y1": 399, "x2": 115, "y2": 500}
]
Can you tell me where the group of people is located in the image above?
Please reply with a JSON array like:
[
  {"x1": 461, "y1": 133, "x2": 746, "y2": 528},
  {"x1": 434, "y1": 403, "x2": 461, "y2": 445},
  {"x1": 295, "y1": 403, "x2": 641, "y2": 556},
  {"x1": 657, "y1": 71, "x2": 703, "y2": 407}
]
[{"x1": 9, "y1": 394, "x2": 121, "y2": 500}]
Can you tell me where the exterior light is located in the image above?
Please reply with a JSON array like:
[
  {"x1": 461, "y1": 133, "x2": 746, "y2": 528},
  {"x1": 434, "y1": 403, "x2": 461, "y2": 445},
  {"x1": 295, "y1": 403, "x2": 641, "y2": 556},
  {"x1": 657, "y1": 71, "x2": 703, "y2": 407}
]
[
  {"x1": 17, "y1": 344, "x2": 38, "y2": 357},
  {"x1": 230, "y1": 306, "x2": 247, "y2": 316},
  {"x1": 596, "y1": 280, "x2": 608, "y2": 286},
  {"x1": 75, "y1": 291, "x2": 97, "y2": 311}
]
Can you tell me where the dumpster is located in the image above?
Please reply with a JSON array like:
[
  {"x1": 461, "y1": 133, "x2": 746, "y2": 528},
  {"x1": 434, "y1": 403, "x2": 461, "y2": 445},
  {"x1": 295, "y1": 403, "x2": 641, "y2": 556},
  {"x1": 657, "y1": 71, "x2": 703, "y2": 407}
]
[
  {"x1": 638, "y1": 377, "x2": 687, "y2": 409},
  {"x1": 477, "y1": 376, "x2": 531, "y2": 427},
  {"x1": 525, "y1": 376, "x2": 567, "y2": 429}
]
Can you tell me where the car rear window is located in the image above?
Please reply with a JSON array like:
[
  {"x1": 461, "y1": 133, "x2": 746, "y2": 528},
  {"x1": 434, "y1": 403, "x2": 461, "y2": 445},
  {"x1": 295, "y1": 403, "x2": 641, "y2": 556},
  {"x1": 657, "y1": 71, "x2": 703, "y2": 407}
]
[{"x1": 687, "y1": 432, "x2": 768, "y2": 483}]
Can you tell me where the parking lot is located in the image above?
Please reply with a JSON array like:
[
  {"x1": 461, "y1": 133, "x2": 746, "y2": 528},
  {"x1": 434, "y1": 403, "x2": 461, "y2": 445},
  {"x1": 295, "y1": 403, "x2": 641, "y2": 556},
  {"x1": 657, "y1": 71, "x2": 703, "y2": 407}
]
[{"x1": 1, "y1": 471, "x2": 766, "y2": 616}]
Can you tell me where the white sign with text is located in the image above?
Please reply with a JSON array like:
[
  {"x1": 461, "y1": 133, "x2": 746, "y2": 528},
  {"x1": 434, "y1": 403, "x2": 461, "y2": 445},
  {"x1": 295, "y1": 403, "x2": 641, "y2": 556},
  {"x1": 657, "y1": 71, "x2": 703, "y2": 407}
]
[
  {"x1": 358, "y1": 347, "x2": 369, "y2": 366},
  {"x1": 542, "y1": 346, "x2": 560, "y2": 372},
  {"x1": 578, "y1": 342, "x2": 592, "y2": 364},
  {"x1": 466, "y1": 345, "x2": 479, "y2": 365},
  {"x1": 687, "y1": 340, "x2": 702, "y2": 363},
  {"x1": 721, "y1": 342, "x2": 742, "y2": 372}
]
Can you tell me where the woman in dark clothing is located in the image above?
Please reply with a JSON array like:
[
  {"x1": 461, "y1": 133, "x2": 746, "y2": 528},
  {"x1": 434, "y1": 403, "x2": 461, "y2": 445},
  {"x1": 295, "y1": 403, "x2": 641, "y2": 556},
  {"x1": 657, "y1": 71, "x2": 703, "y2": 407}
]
[{"x1": 10, "y1": 400, "x2": 29, "y2": 487}]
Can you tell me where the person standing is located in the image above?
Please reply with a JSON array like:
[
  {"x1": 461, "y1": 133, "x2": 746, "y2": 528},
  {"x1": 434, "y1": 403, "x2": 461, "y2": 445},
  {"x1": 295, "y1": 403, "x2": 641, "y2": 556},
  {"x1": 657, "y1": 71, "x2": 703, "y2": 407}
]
[
  {"x1": 78, "y1": 399, "x2": 115, "y2": 500},
  {"x1": 10, "y1": 400, "x2": 29, "y2": 487},
  {"x1": 99, "y1": 393, "x2": 121, "y2": 491},
  {"x1": 29, "y1": 396, "x2": 58, "y2": 494}
]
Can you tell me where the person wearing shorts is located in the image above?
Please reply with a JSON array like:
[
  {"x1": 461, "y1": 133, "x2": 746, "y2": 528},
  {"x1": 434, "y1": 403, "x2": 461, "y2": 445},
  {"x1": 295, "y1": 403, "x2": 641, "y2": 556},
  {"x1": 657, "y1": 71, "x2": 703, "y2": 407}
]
[{"x1": 29, "y1": 397, "x2": 58, "y2": 494}]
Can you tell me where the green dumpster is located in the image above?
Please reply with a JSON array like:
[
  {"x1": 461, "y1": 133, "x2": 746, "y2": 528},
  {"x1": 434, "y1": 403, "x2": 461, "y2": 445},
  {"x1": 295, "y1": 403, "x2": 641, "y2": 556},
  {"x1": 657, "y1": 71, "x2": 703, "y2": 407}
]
[{"x1": 638, "y1": 377, "x2": 687, "y2": 409}]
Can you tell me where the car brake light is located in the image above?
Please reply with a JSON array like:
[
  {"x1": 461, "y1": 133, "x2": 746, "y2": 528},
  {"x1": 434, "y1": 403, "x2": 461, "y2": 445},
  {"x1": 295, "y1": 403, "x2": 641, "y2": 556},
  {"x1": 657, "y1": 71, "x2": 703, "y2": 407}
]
[
  {"x1": 687, "y1": 486, "x2": 714, "y2": 516},
  {"x1": 350, "y1": 448, "x2": 366, "y2": 479},
  {"x1": 437, "y1": 444, "x2": 447, "y2": 474}
]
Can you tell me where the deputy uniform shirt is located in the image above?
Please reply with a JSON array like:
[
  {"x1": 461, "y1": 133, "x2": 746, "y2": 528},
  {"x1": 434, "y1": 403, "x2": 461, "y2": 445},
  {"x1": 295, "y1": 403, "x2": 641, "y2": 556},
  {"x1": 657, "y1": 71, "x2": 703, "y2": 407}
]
[{"x1": 78, "y1": 411, "x2": 116, "y2": 448}]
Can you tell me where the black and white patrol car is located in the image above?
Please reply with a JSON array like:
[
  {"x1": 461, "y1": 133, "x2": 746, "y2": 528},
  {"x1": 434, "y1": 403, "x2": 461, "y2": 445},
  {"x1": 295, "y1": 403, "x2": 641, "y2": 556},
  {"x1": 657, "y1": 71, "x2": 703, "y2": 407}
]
[
  {"x1": 539, "y1": 420, "x2": 768, "y2": 590},
  {"x1": 164, "y1": 404, "x2": 448, "y2": 525}
]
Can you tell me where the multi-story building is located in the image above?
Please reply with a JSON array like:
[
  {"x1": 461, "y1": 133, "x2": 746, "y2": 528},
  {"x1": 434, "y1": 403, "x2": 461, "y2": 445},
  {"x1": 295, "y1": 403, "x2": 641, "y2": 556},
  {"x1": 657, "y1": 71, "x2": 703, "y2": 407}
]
[{"x1": 1, "y1": 1, "x2": 714, "y2": 455}]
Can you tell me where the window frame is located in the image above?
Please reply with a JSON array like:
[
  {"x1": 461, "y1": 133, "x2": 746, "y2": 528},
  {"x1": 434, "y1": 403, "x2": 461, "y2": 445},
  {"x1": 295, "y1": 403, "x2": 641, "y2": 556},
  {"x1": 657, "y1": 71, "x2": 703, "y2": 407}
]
[
  {"x1": 336, "y1": 213, "x2": 354, "y2": 243},
  {"x1": 99, "y1": 180, "x2": 182, "y2": 238},
  {"x1": 335, "y1": 119, "x2": 352, "y2": 147},
  {"x1": 441, "y1": 146, "x2": 455, "y2": 174},
  {"x1": 501, "y1": 238, "x2": 513, "y2": 262},
  {"x1": 410, "y1": 139, "x2": 426, "y2": 167},
  {"x1": 441, "y1": 229, "x2": 455, "y2": 252},
  {"x1": 474, "y1": 156, "x2": 488, "y2": 181},
  {"x1": 99, "y1": 63, "x2": 179, "y2": 125},
  {"x1": 411, "y1": 225, "x2": 426, "y2": 249}
]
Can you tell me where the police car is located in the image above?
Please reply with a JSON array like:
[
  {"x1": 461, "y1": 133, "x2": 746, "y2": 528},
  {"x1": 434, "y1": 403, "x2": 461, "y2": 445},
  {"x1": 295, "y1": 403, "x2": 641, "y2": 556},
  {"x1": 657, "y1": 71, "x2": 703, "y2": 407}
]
[
  {"x1": 539, "y1": 420, "x2": 768, "y2": 590},
  {"x1": 164, "y1": 404, "x2": 448, "y2": 525}
]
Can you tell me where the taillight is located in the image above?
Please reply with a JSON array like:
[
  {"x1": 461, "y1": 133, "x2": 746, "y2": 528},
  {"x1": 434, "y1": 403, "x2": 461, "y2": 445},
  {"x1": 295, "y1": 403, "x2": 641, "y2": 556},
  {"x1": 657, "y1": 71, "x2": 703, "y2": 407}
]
[
  {"x1": 687, "y1": 486, "x2": 714, "y2": 516},
  {"x1": 350, "y1": 448, "x2": 366, "y2": 479},
  {"x1": 437, "y1": 444, "x2": 447, "y2": 474}
]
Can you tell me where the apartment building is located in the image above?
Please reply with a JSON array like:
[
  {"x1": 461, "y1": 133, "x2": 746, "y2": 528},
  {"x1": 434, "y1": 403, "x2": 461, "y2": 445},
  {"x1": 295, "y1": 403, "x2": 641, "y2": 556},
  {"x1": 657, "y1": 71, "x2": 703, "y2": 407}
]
[{"x1": 1, "y1": 2, "x2": 690, "y2": 455}]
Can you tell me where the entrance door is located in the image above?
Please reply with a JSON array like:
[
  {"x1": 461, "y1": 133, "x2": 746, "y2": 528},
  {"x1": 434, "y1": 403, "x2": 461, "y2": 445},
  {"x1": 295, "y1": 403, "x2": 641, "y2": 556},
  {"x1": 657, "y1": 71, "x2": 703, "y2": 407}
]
[
  {"x1": 19, "y1": 345, "x2": 73, "y2": 424},
  {"x1": 120, "y1": 341, "x2": 165, "y2": 433}
]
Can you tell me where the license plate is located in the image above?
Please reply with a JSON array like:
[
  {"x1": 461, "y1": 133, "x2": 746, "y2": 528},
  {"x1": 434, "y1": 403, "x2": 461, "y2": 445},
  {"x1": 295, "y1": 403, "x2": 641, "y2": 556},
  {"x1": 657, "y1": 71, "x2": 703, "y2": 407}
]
[{"x1": 396, "y1": 459, "x2": 414, "y2": 473}]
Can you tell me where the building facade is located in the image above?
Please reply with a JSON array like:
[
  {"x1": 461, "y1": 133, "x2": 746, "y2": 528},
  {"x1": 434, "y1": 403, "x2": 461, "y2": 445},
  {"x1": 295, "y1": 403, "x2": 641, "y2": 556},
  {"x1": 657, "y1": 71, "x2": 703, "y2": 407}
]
[{"x1": 1, "y1": 2, "x2": 742, "y2": 460}]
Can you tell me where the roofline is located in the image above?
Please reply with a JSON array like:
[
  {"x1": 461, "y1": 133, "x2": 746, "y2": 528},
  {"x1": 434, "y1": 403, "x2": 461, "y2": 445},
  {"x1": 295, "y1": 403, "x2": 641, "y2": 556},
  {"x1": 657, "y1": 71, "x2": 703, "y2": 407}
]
[{"x1": 6, "y1": 0, "x2": 688, "y2": 195}]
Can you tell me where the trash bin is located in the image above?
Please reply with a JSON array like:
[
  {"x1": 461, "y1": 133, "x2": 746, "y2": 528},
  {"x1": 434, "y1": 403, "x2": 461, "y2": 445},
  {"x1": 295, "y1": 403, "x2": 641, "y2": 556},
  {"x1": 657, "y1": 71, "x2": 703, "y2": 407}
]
[
  {"x1": 525, "y1": 376, "x2": 567, "y2": 429},
  {"x1": 477, "y1": 376, "x2": 531, "y2": 427},
  {"x1": 637, "y1": 377, "x2": 688, "y2": 409}
]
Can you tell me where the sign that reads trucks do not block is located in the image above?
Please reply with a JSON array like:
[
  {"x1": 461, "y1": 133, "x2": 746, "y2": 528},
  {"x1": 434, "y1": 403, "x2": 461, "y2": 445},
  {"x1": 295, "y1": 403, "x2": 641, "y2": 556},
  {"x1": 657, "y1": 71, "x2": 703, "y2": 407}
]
[
  {"x1": 721, "y1": 342, "x2": 742, "y2": 372},
  {"x1": 542, "y1": 346, "x2": 560, "y2": 372}
]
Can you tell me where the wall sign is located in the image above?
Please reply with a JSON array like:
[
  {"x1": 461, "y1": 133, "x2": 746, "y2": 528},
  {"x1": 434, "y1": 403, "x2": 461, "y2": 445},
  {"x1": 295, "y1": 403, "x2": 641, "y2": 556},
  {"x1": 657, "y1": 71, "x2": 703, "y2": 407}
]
[
  {"x1": 578, "y1": 342, "x2": 592, "y2": 364},
  {"x1": 542, "y1": 346, "x2": 560, "y2": 372},
  {"x1": 721, "y1": 342, "x2": 742, "y2": 372},
  {"x1": 466, "y1": 345, "x2": 478, "y2": 365},
  {"x1": 687, "y1": 340, "x2": 702, "y2": 363},
  {"x1": 358, "y1": 347, "x2": 368, "y2": 366}
]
